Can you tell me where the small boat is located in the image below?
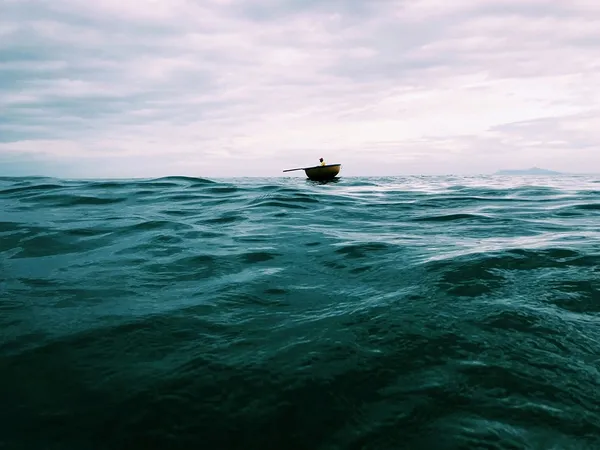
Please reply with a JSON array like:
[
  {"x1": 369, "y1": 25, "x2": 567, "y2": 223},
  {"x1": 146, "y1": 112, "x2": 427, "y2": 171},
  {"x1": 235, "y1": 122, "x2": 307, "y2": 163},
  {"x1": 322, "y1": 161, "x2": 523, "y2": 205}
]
[{"x1": 283, "y1": 163, "x2": 342, "y2": 181}]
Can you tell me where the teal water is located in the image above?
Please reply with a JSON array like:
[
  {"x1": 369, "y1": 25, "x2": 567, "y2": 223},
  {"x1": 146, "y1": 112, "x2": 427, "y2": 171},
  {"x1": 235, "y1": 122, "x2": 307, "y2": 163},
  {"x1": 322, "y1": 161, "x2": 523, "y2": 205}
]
[{"x1": 1, "y1": 175, "x2": 600, "y2": 449}]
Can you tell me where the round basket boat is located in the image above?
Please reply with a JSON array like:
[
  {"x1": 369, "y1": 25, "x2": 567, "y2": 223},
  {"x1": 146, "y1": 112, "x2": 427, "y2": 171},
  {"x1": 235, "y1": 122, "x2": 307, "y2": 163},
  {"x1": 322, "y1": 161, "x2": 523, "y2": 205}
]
[
  {"x1": 283, "y1": 163, "x2": 342, "y2": 181},
  {"x1": 303, "y1": 164, "x2": 341, "y2": 181}
]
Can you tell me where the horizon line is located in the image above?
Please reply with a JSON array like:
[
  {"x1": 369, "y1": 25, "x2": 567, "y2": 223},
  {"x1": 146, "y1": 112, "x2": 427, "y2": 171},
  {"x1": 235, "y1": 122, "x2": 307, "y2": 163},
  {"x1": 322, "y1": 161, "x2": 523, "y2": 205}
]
[{"x1": 2, "y1": 172, "x2": 598, "y2": 180}]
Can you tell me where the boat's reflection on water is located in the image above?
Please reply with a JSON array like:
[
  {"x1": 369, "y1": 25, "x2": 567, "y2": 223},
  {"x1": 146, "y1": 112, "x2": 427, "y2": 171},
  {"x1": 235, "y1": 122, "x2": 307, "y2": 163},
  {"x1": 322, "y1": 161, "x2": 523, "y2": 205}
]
[{"x1": 306, "y1": 177, "x2": 342, "y2": 185}]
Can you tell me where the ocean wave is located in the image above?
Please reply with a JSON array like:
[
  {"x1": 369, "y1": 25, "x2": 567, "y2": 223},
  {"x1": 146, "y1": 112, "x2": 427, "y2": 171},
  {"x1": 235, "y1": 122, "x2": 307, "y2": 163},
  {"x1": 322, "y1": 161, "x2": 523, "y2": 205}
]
[{"x1": 148, "y1": 175, "x2": 217, "y2": 184}]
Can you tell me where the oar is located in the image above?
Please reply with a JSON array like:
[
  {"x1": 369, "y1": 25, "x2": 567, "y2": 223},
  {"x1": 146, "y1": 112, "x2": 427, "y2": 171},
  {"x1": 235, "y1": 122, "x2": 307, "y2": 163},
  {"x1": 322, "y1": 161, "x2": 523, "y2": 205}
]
[{"x1": 282, "y1": 167, "x2": 306, "y2": 172}]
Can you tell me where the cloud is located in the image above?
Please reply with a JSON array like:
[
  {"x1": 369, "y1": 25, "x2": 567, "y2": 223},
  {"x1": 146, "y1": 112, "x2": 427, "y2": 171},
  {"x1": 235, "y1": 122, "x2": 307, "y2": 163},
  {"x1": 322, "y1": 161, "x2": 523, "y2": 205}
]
[{"x1": 1, "y1": 0, "x2": 599, "y2": 177}]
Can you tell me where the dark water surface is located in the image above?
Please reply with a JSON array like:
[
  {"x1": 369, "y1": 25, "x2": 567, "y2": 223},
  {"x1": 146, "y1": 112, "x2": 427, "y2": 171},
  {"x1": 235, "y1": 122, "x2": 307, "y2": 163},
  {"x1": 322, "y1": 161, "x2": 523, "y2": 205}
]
[{"x1": 1, "y1": 175, "x2": 600, "y2": 449}]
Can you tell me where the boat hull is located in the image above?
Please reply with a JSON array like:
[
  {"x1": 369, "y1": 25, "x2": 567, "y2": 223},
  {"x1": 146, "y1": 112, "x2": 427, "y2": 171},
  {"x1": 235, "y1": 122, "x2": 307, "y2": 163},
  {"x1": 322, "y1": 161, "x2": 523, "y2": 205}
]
[{"x1": 304, "y1": 164, "x2": 341, "y2": 181}]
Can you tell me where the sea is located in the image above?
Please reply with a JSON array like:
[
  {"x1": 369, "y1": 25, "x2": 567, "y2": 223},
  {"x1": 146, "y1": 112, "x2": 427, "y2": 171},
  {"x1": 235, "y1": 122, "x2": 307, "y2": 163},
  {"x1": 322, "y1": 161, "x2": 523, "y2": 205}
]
[{"x1": 1, "y1": 174, "x2": 600, "y2": 450}]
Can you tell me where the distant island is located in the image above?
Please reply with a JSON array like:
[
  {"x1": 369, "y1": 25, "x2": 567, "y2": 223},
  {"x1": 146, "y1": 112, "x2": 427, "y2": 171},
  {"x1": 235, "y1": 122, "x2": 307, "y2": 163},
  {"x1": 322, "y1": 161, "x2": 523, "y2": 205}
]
[{"x1": 494, "y1": 167, "x2": 563, "y2": 175}]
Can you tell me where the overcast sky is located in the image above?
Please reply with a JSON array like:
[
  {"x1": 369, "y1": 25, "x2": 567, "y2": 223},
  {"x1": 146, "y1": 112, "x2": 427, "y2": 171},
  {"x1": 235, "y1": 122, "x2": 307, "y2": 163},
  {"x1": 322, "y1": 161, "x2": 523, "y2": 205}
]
[{"x1": 1, "y1": 0, "x2": 599, "y2": 178}]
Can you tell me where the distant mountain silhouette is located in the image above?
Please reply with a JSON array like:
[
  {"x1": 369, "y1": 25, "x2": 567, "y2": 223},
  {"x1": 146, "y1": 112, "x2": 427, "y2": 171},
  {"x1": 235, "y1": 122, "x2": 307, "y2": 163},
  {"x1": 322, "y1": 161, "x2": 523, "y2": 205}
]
[{"x1": 494, "y1": 167, "x2": 563, "y2": 175}]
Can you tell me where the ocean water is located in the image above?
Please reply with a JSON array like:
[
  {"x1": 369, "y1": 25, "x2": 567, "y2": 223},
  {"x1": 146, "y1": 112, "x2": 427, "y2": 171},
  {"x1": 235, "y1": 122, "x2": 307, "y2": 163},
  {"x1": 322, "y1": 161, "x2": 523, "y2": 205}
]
[{"x1": 1, "y1": 174, "x2": 600, "y2": 449}]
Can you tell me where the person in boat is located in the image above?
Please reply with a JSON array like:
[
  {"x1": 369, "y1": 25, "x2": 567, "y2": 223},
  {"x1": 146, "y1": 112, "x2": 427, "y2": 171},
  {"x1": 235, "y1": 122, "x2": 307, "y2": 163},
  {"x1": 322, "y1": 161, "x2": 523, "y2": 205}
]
[{"x1": 319, "y1": 158, "x2": 325, "y2": 166}]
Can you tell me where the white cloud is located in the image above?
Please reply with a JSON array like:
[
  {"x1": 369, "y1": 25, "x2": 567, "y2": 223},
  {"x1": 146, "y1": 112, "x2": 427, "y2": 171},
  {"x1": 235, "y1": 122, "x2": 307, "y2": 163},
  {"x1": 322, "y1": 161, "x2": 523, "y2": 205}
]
[{"x1": 1, "y1": 0, "x2": 599, "y2": 177}]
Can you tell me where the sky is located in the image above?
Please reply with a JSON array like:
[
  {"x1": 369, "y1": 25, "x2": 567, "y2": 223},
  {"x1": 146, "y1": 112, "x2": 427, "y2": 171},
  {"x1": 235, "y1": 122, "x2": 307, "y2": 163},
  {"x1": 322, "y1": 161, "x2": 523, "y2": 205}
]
[{"x1": 1, "y1": 0, "x2": 599, "y2": 178}]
